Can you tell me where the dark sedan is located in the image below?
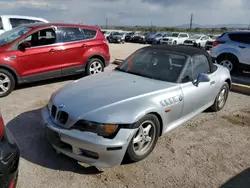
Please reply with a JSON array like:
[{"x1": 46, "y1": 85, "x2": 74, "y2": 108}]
[{"x1": 0, "y1": 112, "x2": 20, "y2": 188}]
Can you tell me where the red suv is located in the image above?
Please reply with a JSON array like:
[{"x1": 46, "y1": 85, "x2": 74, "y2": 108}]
[{"x1": 0, "y1": 23, "x2": 110, "y2": 97}]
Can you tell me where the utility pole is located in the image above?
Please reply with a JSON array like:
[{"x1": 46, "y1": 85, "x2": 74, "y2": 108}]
[
  {"x1": 190, "y1": 13, "x2": 193, "y2": 29},
  {"x1": 105, "y1": 17, "x2": 108, "y2": 29}
]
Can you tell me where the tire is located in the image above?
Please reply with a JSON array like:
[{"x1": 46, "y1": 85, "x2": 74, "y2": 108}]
[
  {"x1": 0, "y1": 69, "x2": 15, "y2": 97},
  {"x1": 216, "y1": 54, "x2": 239, "y2": 74},
  {"x1": 173, "y1": 41, "x2": 177, "y2": 45},
  {"x1": 85, "y1": 58, "x2": 104, "y2": 76},
  {"x1": 125, "y1": 114, "x2": 160, "y2": 162},
  {"x1": 210, "y1": 82, "x2": 229, "y2": 112}
]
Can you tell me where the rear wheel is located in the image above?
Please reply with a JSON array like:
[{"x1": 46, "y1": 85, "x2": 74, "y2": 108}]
[
  {"x1": 173, "y1": 41, "x2": 177, "y2": 45},
  {"x1": 125, "y1": 114, "x2": 160, "y2": 162},
  {"x1": 210, "y1": 82, "x2": 229, "y2": 112},
  {"x1": 85, "y1": 58, "x2": 104, "y2": 76},
  {"x1": 216, "y1": 54, "x2": 239, "y2": 74},
  {"x1": 0, "y1": 69, "x2": 15, "y2": 97}
]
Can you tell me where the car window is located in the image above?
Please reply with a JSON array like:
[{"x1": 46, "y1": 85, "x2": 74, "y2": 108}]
[
  {"x1": 0, "y1": 17, "x2": 3, "y2": 30},
  {"x1": 9, "y1": 18, "x2": 31, "y2": 28},
  {"x1": 116, "y1": 49, "x2": 187, "y2": 83},
  {"x1": 22, "y1": 28, "x2": 57, "y2": 47},
  {"x1": 192, "y1": 55, "x2": 210, "y2": 79},
  {"x1": 180, "y1": 34, "x2": 188, "y2": 38},
  {"x1": 181, "y1": 62, "x2": 193, "y2": 83},
  {"x1": 81, "y1": 28, "x2": 97, "y2": 40},
  {"x1": 29, "y1": 19, "x2": 44, "y2": 23},
  {"x1": 58, "y1": 27, "x2": 84, "y2": 43},
  {"x1": 228, "y1": 33, "x2": 250, "y2": 44}
]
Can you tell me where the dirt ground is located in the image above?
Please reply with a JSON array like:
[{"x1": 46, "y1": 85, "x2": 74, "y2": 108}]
[{"x1": 0, "y1": 43, "x2": 250, "y2": 188}]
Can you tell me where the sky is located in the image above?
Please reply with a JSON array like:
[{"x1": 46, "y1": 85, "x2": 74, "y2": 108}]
[{"x1": 0, "y1": 0, "x2": 250, "y2": 26}]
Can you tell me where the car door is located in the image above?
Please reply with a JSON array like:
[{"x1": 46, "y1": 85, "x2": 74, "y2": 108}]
[
  {"x1": 229, "y1": 33, "x2": 250, "y2": 65},
  {"x1": 56, "y1": 27, "x2": 98, "y2": 76},
  {"x1": 180, "y1": 55, "x2": 218, "y2": 118},
  {"x1": 179, "y1": 34, "x2": 188, "y2": 44},
  {"x1": 13, "y1": 27, "x2": 63, "y2": 81},
  {"x1": 200, "y1": 36, "x2": 208, "y2": 47}
]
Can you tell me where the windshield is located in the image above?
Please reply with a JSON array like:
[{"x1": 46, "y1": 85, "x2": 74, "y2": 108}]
[
  {"x1": 190, "y1": 35, "x2": 202, "y2": 39},
  {"x1": 0, "y1": 25, "x2": 32, "y2": 46},
  {"x1": 115, "y1": 49, "x2": 187, "y2": 83},
  {"x1": 113, "y1": 32, "x2": 123, "y2": 35},
  {"x1": 171, "y1": 33, "x2": 179, "y2": 37},
  {"x1": 212, "y1": 35, "x2": 219, "y2": 39}
]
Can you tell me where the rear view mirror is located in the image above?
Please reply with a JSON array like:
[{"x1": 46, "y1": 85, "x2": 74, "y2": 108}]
[
  {"x1": 193, "y1": 73, "x2": 210, "y2": 86},
  {"x1": 18, "y1": 41, "x2": 31, "y2": 52}
]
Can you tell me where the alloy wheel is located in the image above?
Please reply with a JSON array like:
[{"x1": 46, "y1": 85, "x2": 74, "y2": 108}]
[
  {"x1": 218, "y1": 88, "x2": 227, "y2": 108},
  {"x1": 219, "y1": 60, "x2": 233, "y2": 72},
  {"x1": 132, "y1": 120, "x2": 156, "y2": 156},
  {"x1": 89, "y1": 61, "x2": 103, "y2": 75},
  {"x1": 0, "y1": 73, "x2": 11, "y2": 95}
]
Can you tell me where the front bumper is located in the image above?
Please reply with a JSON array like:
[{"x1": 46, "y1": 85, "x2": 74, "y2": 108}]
[
  {"x1": 0, "y1": 128, "x2": 20, "y2": 188},
  {"x1": 161, "y1": 41, "x2": 173, "y2": 45},
  {"x1": 42, "y1": 107, "x2": 137, "y2": 168}
]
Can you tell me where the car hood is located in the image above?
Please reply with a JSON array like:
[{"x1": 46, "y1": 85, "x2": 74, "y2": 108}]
[
  {"x1": 52, "y1": 70, "x2": 176, "y2": 122},
  {"x1": 165, "y1": 36, "x2": 177, "y2": 39}
]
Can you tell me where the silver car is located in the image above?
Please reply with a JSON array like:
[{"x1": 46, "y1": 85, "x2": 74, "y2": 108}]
[{"x1": 42, "y1": 45, "x2": 231, "y2": 168}]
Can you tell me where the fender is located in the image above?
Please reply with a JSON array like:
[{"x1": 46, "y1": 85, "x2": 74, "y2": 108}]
[
  {"x1": 0, "y1": 63, "x2": 23, "y2": 83},
  {"x1": 87, "y1": 54, "x2": 109, "y2": 67},
  {"x1": 216, "y1": 48, "x2": 240, "y2": 58}
]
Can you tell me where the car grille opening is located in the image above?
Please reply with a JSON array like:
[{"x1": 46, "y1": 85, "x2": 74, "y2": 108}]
[
  {"x1": 80, "y1": 149, "x2": 99, "y2": 159},
  {"x1": 51, "y1": 105, "x2": 57, "y2": 118},
  {"x1": 57, "y1": 111, "x2": 69, "y2": 125}
]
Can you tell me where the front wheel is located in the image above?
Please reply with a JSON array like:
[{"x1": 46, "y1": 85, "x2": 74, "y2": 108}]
[
  {"x1": 85, "y1": 58, "x2": 104, "y2": 76},
  {"x1": 210, "y1": 82, "x2": 229, "y2": 112},
  {"x1": 173, "y1": 41, "x2": 177, "y2": 45},
  {"x1": 125, "y1": 114, "x2": 160, "y2": 162},
  {"x1": 0, "y1": 69, "x2": 15, "y2": 97}
]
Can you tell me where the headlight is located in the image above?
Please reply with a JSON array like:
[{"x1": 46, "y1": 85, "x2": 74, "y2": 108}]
[
  {"x1": 73, "y1": 120, "x2": 118, "y2": 137},
  {"x1": 169, "y1": 39, "x2": 173, "y2": 42}
]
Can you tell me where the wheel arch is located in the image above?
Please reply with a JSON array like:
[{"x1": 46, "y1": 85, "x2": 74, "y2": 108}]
[
  {"x1": 216, "y1": 52, "x2": 239, "y2": 62},
  {"x1": 87, "y1": 54, "x2": 105, "y2": 66},
  {"x1": 0, "y1": 64, "x2": 20, "y2": 83},
  {"x1": 225, "y1": 78, "x2": 232, "y2": 90}
]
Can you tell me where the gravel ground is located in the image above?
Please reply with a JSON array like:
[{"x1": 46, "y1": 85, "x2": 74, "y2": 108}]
[{"x1": 0, "y1": 43, "x2": 250, "y2": 188}]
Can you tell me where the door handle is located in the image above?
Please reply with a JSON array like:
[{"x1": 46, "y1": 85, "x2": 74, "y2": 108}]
[
  {"x1": 238, "y1": 46, "x2": 246, "y2": 49},
  {"x1": 49, "y1": 49, "x2": 58, "y2": 52},
  {"x1": 6, "y1": 55, "x2": 17, "y2": 60},
  {"x1": 81, "y1": 44, "x2": 89, "y2": 48},
  {"x1": 210, "y1": 81, "x2": 216, "y2": 85}
]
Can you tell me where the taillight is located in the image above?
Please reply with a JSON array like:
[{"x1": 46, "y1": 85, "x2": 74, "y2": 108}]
[
  {"x1": 0, "y1": 113, "x2": 5, "y2": 140},
  {"x1": 213, "y1": 40, "x2": 225, "y2": 47}
]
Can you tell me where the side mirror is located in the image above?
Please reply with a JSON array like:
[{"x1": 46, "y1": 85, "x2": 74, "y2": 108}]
[
  {"x1": 18, "y1": 41, "x2": 31, "y2": 51},
  {"x1": 193, "y1": 73, "x2": 210, "y2": 86}
]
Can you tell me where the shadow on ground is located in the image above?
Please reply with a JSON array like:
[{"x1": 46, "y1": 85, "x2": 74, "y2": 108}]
[
  {"x1": 6, "y1": 108, "x2": 103, "y2": 175},
  {"x1": 220, "y1": 168, "x2": 250, "y2": 188},
  {"x1": 15, "y1": 74, "x2": 81, "y2": 91}
]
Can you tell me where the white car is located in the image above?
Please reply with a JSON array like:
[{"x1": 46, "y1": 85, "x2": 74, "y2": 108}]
[
  {"x1": 210, "y1": 31, "x2": 250, "y2": 73},
  {"x1": 183, "y1": 34, "x2": 211, "y2": 48},
  {"x1": 160, "y1": 32, "x2": 189, "y2": 45},
  {"x1": 205, "y1": 34, "x2": 221, "y2": 50},
  {"x1": 0, "y1": 15, "x2": 49, "y2": 35}
]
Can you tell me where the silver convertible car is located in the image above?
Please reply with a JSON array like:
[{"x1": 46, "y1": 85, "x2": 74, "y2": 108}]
[{"x1": 42, "y1": 45, "x2": 231, "y2": 168}]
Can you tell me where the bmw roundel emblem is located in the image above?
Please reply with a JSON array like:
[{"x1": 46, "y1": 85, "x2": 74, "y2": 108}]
[{"x1": 59, "y1": 104, "x2": 65, "y2": 109}]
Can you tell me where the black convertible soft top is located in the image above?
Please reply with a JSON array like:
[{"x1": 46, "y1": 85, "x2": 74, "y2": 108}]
[{"x1": 143, "y1": 44, "x2": 216, "y2": 73}]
